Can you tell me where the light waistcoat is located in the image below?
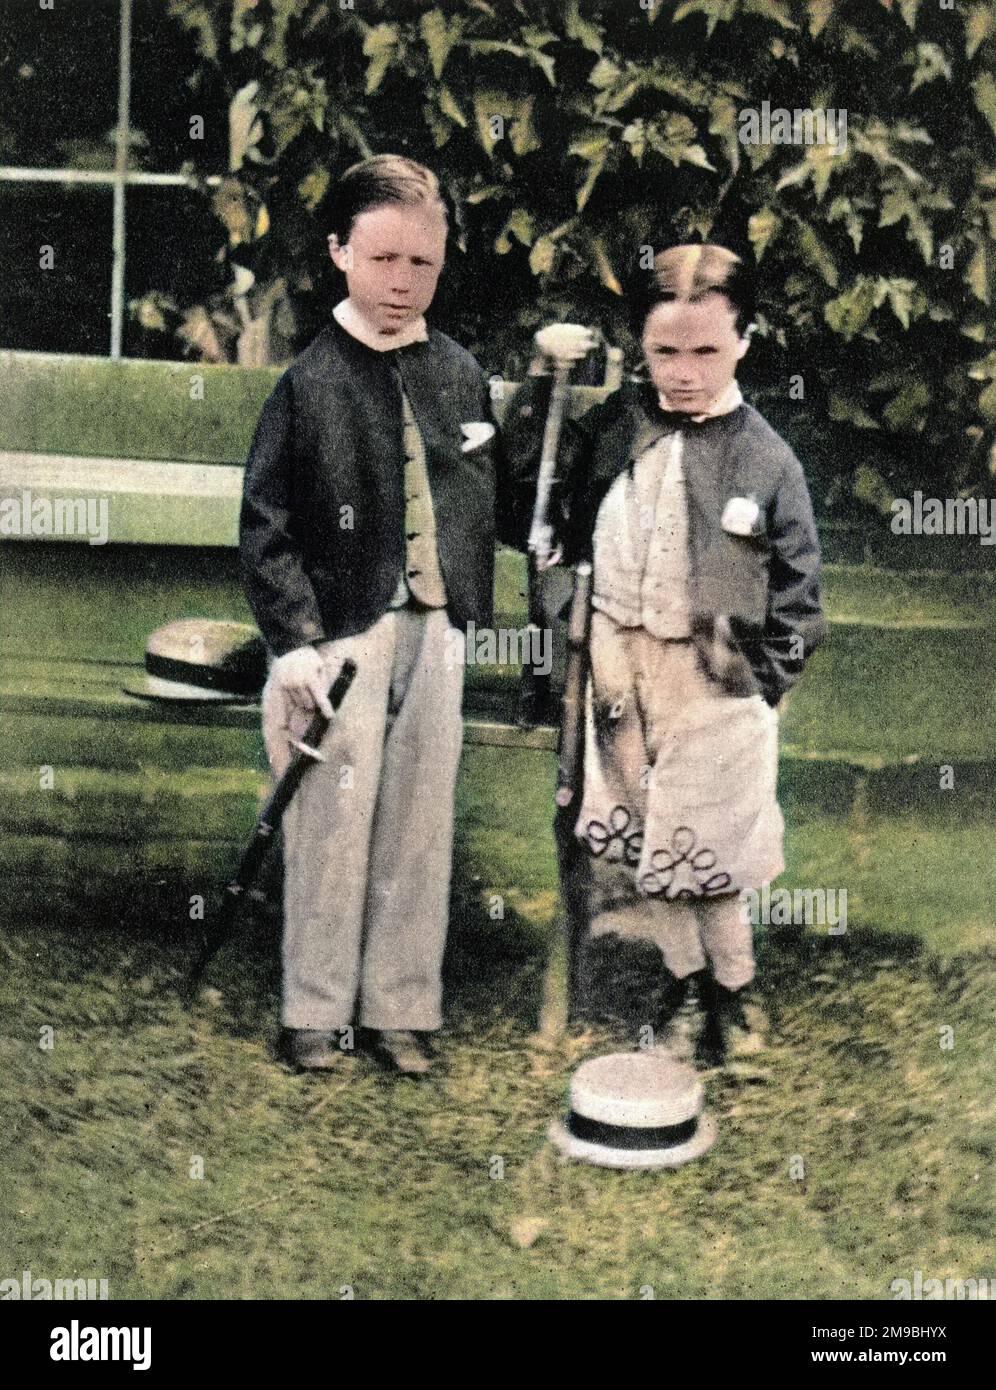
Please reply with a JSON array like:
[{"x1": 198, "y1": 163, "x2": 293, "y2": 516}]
[
  {"x1": 591, "y1": 382, "x2": 743, "y2": 637},
  {"x1": 388, "y1": 392, "x2": 448, "y2": 610}
]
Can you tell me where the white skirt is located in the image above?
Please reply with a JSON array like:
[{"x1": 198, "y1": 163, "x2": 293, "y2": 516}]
[{"x1": 576, "y1": 615, "x2": 785, "y2": 900}]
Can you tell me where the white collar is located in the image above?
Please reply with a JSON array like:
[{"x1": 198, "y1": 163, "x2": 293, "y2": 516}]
[
  {"x1": 333, "y1": 298, "x2": 428, "y2": 353},
  {"x1": 658, "y1": 380, "x2": 743, "y2": 421}
]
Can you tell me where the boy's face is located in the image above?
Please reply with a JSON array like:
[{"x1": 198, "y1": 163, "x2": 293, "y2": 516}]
[
  {"x1": 328, "y1": 201, "x2": 447, "y2": 335},
  {"x1": 641, "y1": 293, "x2": 749, "y2": 413}
]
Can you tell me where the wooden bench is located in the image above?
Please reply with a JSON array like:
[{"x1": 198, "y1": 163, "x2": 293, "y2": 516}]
[{"x1": 2, "y1": 351, "x2": 993, "y2": 926}]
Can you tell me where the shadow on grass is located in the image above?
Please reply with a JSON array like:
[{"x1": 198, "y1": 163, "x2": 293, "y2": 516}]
[
  {"x1": 579, "y1": 920, "x2": 935, "y2": 1046},
  {"x1": 3, "y1": 829, "x2": 981, "y2": 1062}
]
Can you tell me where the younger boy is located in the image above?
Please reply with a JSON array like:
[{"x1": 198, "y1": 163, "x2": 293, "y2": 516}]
[
  {"x1": 507, "y1": 244, "x2": 826, "y2": 1066},
  {"x1": 240, "y1": 155, "x2": 524, "y2": 1074}
]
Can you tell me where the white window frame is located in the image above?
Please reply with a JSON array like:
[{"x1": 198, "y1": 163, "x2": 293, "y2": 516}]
[{"x1": 0, "y1": 0, "x2": 220, "y2": 359}]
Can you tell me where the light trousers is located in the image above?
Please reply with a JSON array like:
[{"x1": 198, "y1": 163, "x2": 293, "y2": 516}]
[{"x1": 263, "y1": 608, "x2": 465, "y2": 1031}]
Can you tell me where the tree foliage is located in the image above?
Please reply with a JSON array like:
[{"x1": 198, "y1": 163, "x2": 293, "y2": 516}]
[{"x1": 159, "y1": 0, "x2": 996, "y2": 505}]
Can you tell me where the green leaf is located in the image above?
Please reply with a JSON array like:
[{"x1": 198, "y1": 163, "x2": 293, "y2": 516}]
[
  {"x1": 796, "y1": 224, "x2": 838, "y2": 287},
  {"x1": 745, "y1": 0, "x2": 797, "y2": 30},
  {"x1": 508, "y1": 97, "x2": 540, "y2": 156},
  {"x1": 569, "y1": 132, "x2": 612, "y2": 162},
  {"x1": 898, "y1": 0, "x2": 921, "y2": 30},
  {"x1": 420, "y1": 10, "x2": 459, "y2": 81},
  {"x1": 166, "y1": 1, "x2": 218, "y2": 62},
  {"x1": 529, "y1": 235, "x2": 557, "y2": 275},
  {"x1": 424, "y1": 105, "x2": 452, "y2": 149},
  {"x1": 850, "y1": 124, "x2": 924, "y2": 184},
  {"x1": 564, "y1": 0, "x2": 604, "y2": 54},
  {"x1": 748, "y1": 207, "x2": 780, "y2": 261},
  {"x1": 966, "y1": 4, "x2": 994, "y2": 61},
  {"x1": 978, "y1": 380, "x2": 996, "y2": 423},
  {"x1": 881, "y1": 277, "x2": 919, "y2": 329},
  {"x1": 882, "y1": 380, "x2": 931, "y2": 432},
  {"x1": 824, "y1": 278, "x2": 880, "y2": 339},
  {"x1": 878, "y1": 185, "x2": 934, "y2": 264},
  {"x1": 362, "y1": 23, "x2": 399, "y2": 96},
  {"x1": 467, "y1": 39, "x2": 556, "y2": 85},
  {"x1": 437, "y1": 87, "x2": 467, "y2": 128},
  {"x1": 965, "y1": 235, "x2": 990, "y2": 306},
  {"x1": 775, "y1": 160, "x2": 812, "y2": 192},
  {"x1": 683, "y1": 144, "x2": 715, "y2": 170},
  {"x1": 851, "y1": 469, "x2": 896, "y2": 520},
  {"x1": 907, "y1": 42, "x2": 953, "y2": 94},
  {"x1": 588, "y1": 57, "x2": 621, "y2": 89},
  {"x1": 591, "y1": 234, "x2": 622, "y2": 294},
  {"x1": 622, "y1": 121, "x2": 647, "y2": 165},
  {"x1": 643, "y1": 114, "x2": 716, "y2": 170},
  {"x1": 708, "y1": 96, "x2": 741, "y2": 174},
  {"x1": 570, "y1": 134, "x2": 611, "y2": 211},
  {"x1": 971, "y1": 72, "x2": 996, "y2": 140},
  {"x1": 807, "y1": 0, "x2": 831, "y2": 38},
  {"x1": 297, "y1": 168, "x2": 330, "y2": 212},
  {"x1": 837, "y1": 23, "x2": 878, "y2": 59},
  {"x1": 495, "y1": 208, "x2": 534, "y2": 254},
  {"x1": 827, "y1": 196, "x2": 864, "y2": 253},
  {"x1": 472, "y1": 92, "x2": 540, "y2": 157},
  {"x1": 520, "y1": 26, "x2": 558, "y2": 50},
  {"x1": 464, "y1": 183, "x2": 504, "y2": 205},
  {"x1": 811, "y1": 142, "x2": 845, "y2": 202},
  {"x1": 851, "y1": 468, "x2": 893, "y2": 523},
  {"x1": 672, "y1": 0, "x2": 737, "y2": 39}
]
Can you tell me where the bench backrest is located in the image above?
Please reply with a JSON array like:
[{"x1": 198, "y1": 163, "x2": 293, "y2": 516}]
[{"x1": 0, "y1": 351, "x2": 610, "y2": 546}]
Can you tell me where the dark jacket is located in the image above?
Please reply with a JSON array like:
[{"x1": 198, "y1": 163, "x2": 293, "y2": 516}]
[
  {"x1": 240, "y1": 318, "x2": 529, "y2": 656},
  {"x1": 505, "y1": 375, "x2": 827, "y2": 706}
]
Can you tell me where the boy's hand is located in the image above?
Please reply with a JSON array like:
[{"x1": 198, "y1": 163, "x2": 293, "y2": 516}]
[
  {"x1": 534, "y1": 323, "x2": 599, "y2": 365},
  {"x1": 269, "y1": 644, "x2": 335, "y2": 720}
]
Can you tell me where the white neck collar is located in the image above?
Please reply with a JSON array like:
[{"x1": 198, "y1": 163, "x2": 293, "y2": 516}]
[{"x1": 333, "y1": 298, "x2": 428, "y2": 353}]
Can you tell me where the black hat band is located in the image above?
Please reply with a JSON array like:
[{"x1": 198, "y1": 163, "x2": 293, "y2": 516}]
[
  {"x1": 566, "y1": 1111, "x2": 700, "y2": 1152},
  {"x1": 146, "y1": 651, "x2": 262, "y2": 697}
]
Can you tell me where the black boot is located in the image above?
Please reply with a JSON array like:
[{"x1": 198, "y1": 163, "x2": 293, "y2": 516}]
[
  {"x1": 696, "y1": 977, "x2": 767, "y2": 1068},
  {"x1": 653, "y1": 970, "x2": 700, "y2": 1059}
]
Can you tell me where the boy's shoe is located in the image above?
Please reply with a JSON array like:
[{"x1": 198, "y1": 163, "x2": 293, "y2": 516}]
[
  {"x1": 370, "y1": 1029, "x2": 432, "y2": 1077},
  {"x1": 280, "y1": 1028, "x2": 348, "y2": 1071},
  {"x1": 652, "y1": 970, "x2": 698, "y2": 1062},
  {"x1": 695, "y1": 978, "x2": 769, "y2": 1069}
]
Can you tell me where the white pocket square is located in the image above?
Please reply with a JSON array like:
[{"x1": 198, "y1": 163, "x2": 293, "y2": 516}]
[
  {"x1": 461, "y1": 421, "x2": 496, "y2": 453},
  {"x1": 721, "y1": 495, "x2": 760, "y2": 536}
]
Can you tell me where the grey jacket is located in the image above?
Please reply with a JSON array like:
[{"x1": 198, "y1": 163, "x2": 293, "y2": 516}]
[{"x1": 505, "y1": 376, "x2": 827, "y2": 705}]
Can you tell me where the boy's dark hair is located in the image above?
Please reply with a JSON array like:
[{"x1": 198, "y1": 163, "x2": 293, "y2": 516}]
[
  {"x1": 626, "y1": 243, "x2": 756, "y2": 338},
  {"x1": 322, "y1": 153, "x2": 452, "y2": 244}
]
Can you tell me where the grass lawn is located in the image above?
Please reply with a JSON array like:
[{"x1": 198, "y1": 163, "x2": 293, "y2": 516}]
[{"x1": 1, "y1": 747, "x2": 991, "y2": 1300}]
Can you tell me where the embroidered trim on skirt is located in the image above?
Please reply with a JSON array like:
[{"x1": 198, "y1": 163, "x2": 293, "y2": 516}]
[{"x1": 577, "y1": 613, "x2": 785, "y2": 901}]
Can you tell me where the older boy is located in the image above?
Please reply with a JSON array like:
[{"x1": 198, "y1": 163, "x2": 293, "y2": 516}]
[{"x1": 240, "y1": 155, "x2": 525, "y2": 1074}]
